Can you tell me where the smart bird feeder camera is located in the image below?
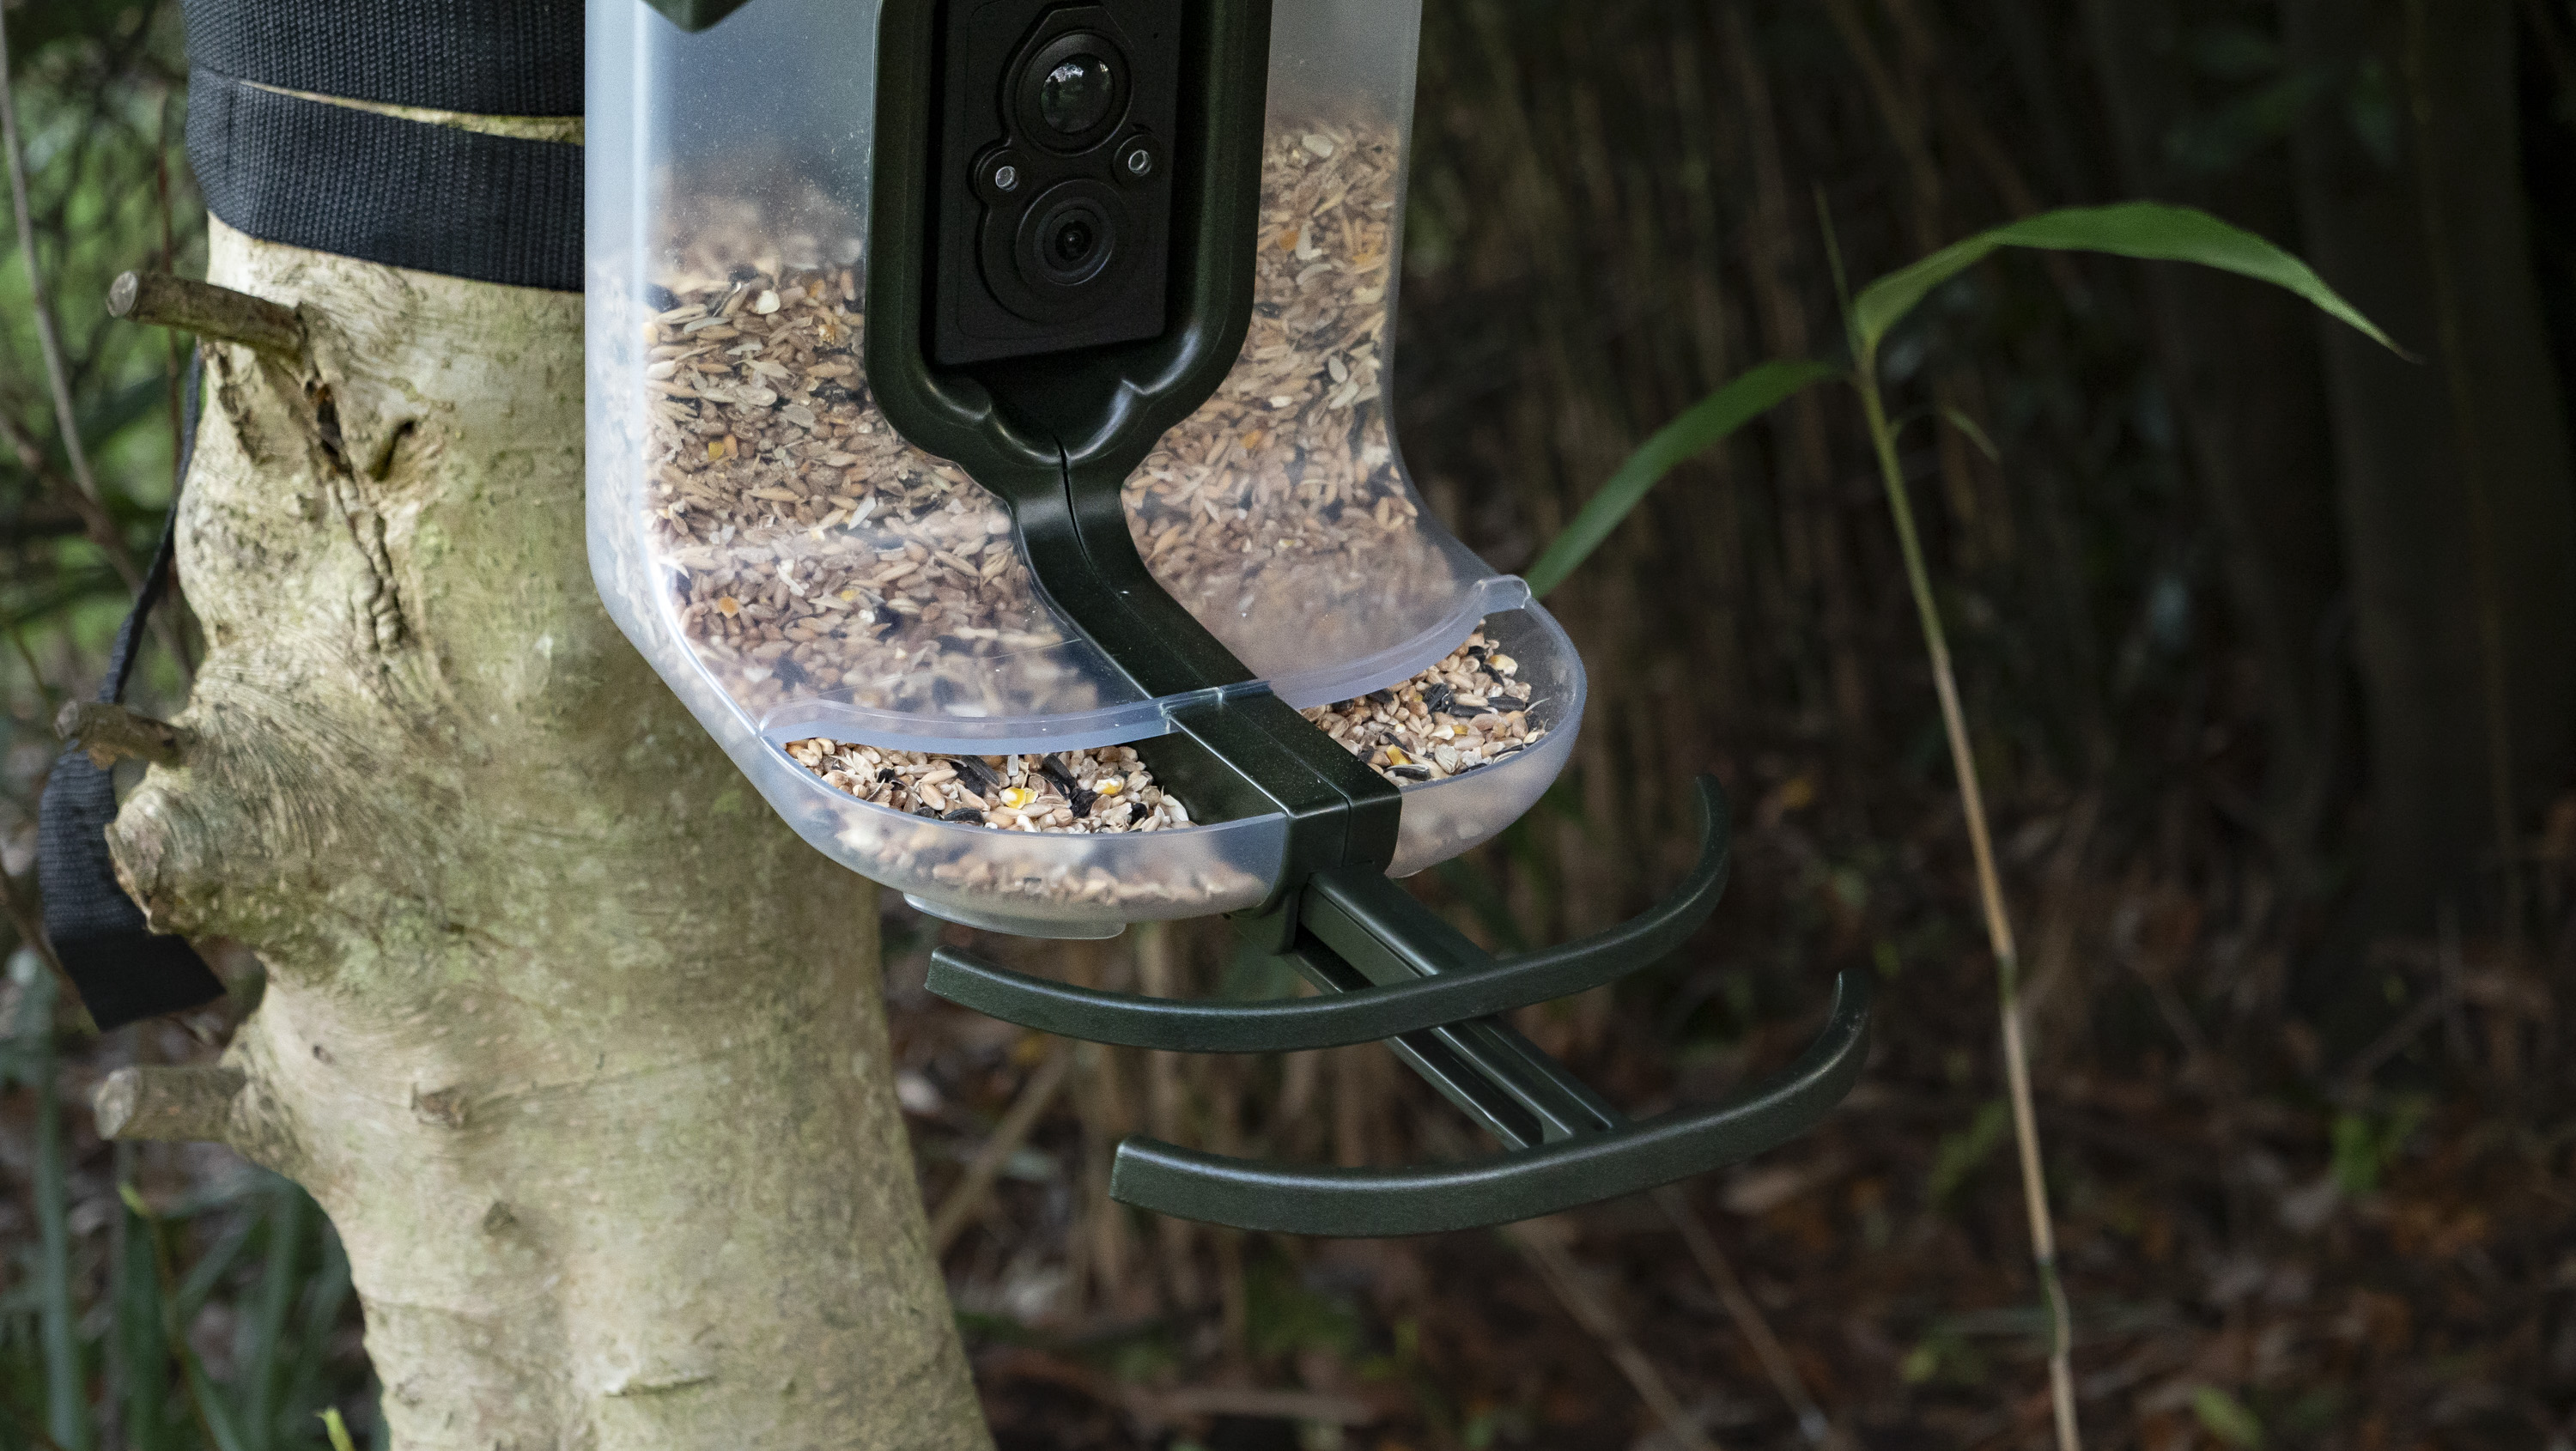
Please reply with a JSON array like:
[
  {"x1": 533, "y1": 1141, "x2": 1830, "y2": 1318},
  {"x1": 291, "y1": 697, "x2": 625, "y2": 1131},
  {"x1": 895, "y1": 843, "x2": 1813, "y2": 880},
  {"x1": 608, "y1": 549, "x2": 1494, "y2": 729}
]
[{"x1": 587, "y1": 0, "x2": 1869, "y2": 1235}]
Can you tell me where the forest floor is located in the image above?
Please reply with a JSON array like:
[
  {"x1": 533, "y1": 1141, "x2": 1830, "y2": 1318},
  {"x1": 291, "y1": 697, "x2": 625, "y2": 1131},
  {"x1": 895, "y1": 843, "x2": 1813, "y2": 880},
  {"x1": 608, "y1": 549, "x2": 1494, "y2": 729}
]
[
  {"x1": 902, "y1": 792, "x2": 2576, "y2": 1451},
  {"x1": 7, "y1": 792, "x2": 2572, "y2": 1451}
]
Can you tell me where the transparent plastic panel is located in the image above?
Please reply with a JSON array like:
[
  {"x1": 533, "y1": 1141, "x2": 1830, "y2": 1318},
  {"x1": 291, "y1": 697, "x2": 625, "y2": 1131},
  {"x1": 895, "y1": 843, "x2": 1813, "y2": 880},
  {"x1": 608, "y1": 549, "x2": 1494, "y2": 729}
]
[
  {"x1": 591, "y1": 0, "x2": 1588, "y2": 932},
  {"x1": 757, "y1": 602, "x2": 1583, "y2": 938},
  {"x1": 592, "y1": 0, "x2": 1499, "y2": 755},
  {"x1": 1121, "y1": 0, "x2": 1502, "y2": 702},
  {"x1": 589, "y1": 0, "x2": 1163, "y2": 758}
]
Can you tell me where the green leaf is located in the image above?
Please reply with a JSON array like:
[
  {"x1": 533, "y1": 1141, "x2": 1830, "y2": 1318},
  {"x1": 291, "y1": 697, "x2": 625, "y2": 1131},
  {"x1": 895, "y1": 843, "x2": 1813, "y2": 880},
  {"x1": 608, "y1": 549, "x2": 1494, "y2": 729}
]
[
  {"x1": 241, "y1": 1188, "x2": 315, "y2": 1442},
  {"x1": 1852, "y1": 203, "x2": 2398, "y2": 361},
  {"x1": 115, "y1": 1189, "x2": 171, "y2": 1451},
  {"x1": 179, "y1": 1347, "x2": 248, "y2": 1451},
  {"x1": 319, "y1": 1409, "x2": 360, "y2": 1451},
  {"x1": 1525, "y1": 359, "x2": 1841, "y2": 596},
  {"x1": 16, "y1": 969, "x2": 94, "y2": 1451},
  {"x1": 1939, "y1": 405, "x2": 2001, "y2": 464},
  {"x1": 2190, "y1": 1386, "x2": 2265, "y2": 1448}
]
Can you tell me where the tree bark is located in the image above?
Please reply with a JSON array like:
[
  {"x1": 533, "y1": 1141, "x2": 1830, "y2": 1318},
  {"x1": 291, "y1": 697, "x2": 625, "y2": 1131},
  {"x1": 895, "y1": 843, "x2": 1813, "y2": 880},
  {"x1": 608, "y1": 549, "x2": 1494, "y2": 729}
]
[
  {"x1": 101, "y1": 219, "x2": 991, "y2": 1448},
  {"x1": 2279, "y1": 0, "x2": 2576, "y2": 936}
]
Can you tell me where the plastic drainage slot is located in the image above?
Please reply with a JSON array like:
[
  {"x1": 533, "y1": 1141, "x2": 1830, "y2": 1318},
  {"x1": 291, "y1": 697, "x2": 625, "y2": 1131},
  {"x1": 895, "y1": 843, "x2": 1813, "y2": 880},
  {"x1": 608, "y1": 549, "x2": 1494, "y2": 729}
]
[
  {"x1": 747, "y1": 603, "x2": 1584, "y2": 937},
  {"x1": 1267, "y1": 575, "x2": 1531, "y2": 712},
  {"x1": 750, "y1": 579, "x2": 1533, "y2": 758},
  {"x1": 754, "y1": 675, "x2": 1273, "y2": 756}
]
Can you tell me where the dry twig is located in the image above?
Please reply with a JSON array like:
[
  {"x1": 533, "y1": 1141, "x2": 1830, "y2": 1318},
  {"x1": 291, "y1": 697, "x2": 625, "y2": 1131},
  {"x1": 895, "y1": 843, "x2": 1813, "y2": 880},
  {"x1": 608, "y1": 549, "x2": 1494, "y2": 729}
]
[
  {"x1": 1656, "y1": 1184, "x2": 1846, "y2": 1448},
  {"x1": 56, "y1": 699, "x2": 185, "y2": 768},
  {"x1": 928, "y1": 1039, "x2": 1074, "y2": 1254},
  {"x1": 109, "y1": 270, "x2": 307, "y2": 363},
  {"x1": 0, "y1": 17, "x2": 101, "y2": 511},
  {"x1": 94, "y1": 1065, "x2": 245, "y2": 1143},
  {"x1": 1505, "y1": 1217, "x2": 1722, "y2": 1451}
]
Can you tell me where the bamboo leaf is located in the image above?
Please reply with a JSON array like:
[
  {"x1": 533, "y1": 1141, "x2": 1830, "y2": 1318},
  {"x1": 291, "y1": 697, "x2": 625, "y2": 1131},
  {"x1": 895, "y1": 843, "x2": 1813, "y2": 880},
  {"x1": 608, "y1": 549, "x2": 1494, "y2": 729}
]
[
  {"x1": 241, "y1": 1188, "x2": 313, "y2": 1442},
  {"x1": 1939, "y1": 406, "x2": 2002, "y2": 464},
  {"x1": 114, "y1": 1185, "x2": 171, "y2": 1451},
  {"x1": 280, "y1": 1229, "x2": 355, "y2": 1436},
  {"x1": 1526, "y1": 359, "x2": 1842, "y2": 597},
  {"x1": 1852, "y1": 203, "x2": 2398, "y2": 361},
  {"x1": 179, "y1": 1351, "x2": 246, "y2": 1451},
  {"x1": 12, "y1": 968, "x2": 91, "y2": 1451}
]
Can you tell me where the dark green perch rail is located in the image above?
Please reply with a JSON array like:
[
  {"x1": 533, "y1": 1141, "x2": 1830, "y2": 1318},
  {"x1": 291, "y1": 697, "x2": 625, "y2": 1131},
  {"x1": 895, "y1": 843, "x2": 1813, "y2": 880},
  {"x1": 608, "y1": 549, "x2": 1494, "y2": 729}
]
[
  {"x1": 929, "y1": 776, "x2": 1872, "y2": 1238},
  {"x1": 927, "y1": 777, "x2": 1735, "y2": 1052},
  {"x1": 1109, "y1": 972, "x2": 1872, "y2": 1237}
]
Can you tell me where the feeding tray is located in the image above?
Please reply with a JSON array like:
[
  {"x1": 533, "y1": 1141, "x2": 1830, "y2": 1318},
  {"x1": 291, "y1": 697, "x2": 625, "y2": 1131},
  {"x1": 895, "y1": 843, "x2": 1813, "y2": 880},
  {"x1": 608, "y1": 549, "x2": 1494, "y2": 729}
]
[
  {"x1": 587, "y1": 0, "x2": 1571, "y2": 936},
  {"x1": 586, "y1": 0, "x2": 1869, "y2": 1236}
]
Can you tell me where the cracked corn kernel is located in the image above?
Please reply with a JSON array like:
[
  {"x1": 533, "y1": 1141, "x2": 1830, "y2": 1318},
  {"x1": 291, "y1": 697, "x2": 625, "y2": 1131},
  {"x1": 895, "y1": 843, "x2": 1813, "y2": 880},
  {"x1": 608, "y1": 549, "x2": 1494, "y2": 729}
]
[{"x1": 783, "y1": 745, "x2": 1188, "y2": 834}]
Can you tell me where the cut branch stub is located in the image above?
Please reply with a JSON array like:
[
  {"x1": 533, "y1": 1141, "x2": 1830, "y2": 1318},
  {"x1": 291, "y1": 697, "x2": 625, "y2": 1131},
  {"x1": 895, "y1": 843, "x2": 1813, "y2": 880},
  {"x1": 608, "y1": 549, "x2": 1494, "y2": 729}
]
[
  {"x1": 94, "y1": 1065, "x2": 246, "y2": 1144},
  {"x1": 108, "y1": 270, "x2": 306, "y2": 363},
  {"x1": 57, "y1": 700, "x2": 185, "y2": 768}
]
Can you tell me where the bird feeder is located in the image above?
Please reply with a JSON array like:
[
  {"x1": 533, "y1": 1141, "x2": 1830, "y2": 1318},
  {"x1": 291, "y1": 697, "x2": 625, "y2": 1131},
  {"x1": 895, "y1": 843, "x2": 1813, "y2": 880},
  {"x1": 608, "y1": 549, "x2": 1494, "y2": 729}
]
[{"x1": 587, "y1": 0, "x2": 1870, "y2": 1236}]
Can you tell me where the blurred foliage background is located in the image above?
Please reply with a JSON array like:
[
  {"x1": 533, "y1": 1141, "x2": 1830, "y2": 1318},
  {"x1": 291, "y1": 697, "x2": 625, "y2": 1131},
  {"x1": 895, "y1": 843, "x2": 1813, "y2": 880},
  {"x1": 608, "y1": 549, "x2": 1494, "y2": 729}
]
[{"x1": 3, "y1": 0, "x2": 2575, "y2": 1448}]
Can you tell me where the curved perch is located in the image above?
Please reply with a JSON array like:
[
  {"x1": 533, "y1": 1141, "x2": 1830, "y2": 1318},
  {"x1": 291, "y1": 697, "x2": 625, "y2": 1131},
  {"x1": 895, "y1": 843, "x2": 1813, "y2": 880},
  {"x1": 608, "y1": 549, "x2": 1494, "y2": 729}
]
[
  {"x1": 1106, "y1": 970, "x2": 1873, "y2": 1236},
  {"x1": 927, "y1": 776, "x2": 1734, "y2": 1052}
]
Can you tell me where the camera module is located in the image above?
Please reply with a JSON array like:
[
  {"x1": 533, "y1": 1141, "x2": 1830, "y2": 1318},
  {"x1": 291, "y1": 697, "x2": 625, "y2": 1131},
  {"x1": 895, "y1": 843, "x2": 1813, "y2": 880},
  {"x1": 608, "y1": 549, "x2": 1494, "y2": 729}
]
[{"x1": 929, "y1": 0, "x2": 1180, "y2": 366}]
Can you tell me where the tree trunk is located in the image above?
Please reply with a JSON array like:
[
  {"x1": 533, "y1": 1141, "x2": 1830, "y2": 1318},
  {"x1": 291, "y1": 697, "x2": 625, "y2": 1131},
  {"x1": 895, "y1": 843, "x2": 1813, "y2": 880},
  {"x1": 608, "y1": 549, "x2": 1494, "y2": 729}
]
[
  {"x1": 103, "y1": 219, "x2": 990, "y2": 1448},
  {"x1": 2279, "y1": 0, "x2": 2576, "y2": 938},
  {"x1": 2084, "y1": 0, "x2": 2350, "y2": 867}
]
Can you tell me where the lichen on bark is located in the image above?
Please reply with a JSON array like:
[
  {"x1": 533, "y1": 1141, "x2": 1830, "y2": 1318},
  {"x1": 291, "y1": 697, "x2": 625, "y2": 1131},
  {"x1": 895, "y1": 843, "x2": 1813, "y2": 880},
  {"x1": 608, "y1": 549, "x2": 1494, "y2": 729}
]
[{"x1": 104, "y1": 219, "x2": 992, "y2": 1448}]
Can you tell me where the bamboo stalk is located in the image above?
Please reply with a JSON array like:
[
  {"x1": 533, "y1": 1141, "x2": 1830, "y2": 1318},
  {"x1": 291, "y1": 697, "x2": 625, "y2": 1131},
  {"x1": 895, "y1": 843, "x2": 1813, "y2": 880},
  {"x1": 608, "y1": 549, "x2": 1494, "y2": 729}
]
[
  {"x1": 1852, "y1": 348, "x2": 2081, "y2": 1451},
  {"x1": 1827, "y1": 214, "x2": 2081, "y2": 1451}
]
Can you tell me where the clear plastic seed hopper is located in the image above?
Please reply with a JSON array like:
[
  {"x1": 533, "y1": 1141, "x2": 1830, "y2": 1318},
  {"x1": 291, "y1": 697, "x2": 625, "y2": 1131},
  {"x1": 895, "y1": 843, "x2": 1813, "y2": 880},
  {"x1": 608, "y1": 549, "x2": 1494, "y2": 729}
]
[{"x1": 588, "y1": 0, "x2": 1868, "y2": 1235}]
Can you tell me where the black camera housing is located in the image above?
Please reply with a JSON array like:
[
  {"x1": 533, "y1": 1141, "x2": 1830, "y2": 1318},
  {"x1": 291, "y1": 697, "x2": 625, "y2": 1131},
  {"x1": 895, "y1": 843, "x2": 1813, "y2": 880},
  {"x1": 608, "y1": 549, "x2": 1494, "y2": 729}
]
[{"x1": 929, "y1": 0, "x2": 1182, "y2": 366}]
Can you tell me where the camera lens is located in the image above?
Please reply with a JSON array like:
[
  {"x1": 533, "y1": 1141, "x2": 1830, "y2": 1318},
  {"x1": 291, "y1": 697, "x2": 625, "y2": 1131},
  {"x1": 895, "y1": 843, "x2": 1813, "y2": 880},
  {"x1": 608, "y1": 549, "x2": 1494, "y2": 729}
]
[
  {"x1": 1009, "y1": 179, "x2": 1127, "y2": 314},
  {"x1": 1014, "y1": 32, "x2": 1128, "y2": 150},
  {"x1": 1025, "y1": 193, "x2": 1115, "y2": 286},
  {"x1": 1052, "y1": 217, "x2": 1098, "y2": 267},
  {"x1": 1038, "y1": 53, "x2": 1116, "y2": 137}
]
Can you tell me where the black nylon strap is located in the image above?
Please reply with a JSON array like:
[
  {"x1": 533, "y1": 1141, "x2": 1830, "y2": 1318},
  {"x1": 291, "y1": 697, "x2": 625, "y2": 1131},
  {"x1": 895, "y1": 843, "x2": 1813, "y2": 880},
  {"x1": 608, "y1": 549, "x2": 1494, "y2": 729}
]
[
  {"x1": 35, "y1": 360, "x2": 226, "y2": 1030},
  {"x1": 182, "y1": 0, "x2": 584, "y2": 116},
  {"x1": 187, "y1": 67, "x2": 582, "y2": 293}
]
